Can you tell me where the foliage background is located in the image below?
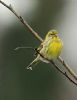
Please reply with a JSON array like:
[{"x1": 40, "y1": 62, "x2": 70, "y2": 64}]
[{"x1": 0, "y1": 0, "x2": 77, "y2": 100}]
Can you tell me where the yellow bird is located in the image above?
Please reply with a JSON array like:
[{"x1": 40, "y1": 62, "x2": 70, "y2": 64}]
[{"x1": 27, "y1": 30, "x2": 63, "y2": 70}]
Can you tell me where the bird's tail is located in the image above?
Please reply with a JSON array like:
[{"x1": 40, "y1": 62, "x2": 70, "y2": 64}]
[{"x1": 26, "y1": 57, "x2": 39, "y2": 70}]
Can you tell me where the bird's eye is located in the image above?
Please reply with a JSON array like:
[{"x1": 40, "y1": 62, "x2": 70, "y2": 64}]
[{"x1": 50, "y1": 33, "x2": 54, "y2": 35}]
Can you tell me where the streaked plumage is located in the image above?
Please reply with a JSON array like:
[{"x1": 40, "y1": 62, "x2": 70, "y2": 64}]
[{"x1": 27, "y1": 30, "x2": 63, "y2": 70}]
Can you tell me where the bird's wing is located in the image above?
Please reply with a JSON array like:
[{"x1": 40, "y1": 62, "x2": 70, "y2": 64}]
[
  {"x1": 34, "y1": 41, "x2": 44, "y2": 56},
  {"x1": 37, "y1": 43, "x2": 43, "y2": 51}
]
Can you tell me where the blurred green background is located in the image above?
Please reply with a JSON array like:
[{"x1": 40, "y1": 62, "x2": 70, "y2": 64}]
[{"x1": 0, "y1": 0, "x2": 77, "y2": 100}]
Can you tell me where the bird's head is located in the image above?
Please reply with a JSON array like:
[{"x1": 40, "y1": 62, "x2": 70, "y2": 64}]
[{"x1": 45, "y1": 29, "x2": 58, "y2": 40}]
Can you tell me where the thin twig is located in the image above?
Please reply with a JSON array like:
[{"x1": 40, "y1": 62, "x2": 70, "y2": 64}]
[
  {"x1": 0, "y1": 0, "x2": 77, "y2": 85},
  {"x1": 35, "y1": 49, "x2": 77, "y2": 86},
  {"x1": 14, "y1": 46, "x2": 34, "y2": 50},
  {"x1": 58, "y1": 56, "x2": 77, "y2": 80},
  {"x1": 0, "y1": 0, "x2": 43, "y2": 42}
]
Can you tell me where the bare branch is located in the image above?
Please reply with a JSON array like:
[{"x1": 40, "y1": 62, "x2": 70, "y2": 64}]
[
  {"x1": 0, "y1": 0, "x2": 43, "y2": 42},
  {"x1": 35, "y1": 49, "x2": 77, "y2": 86},
  {"x1": 58, "y1": 56, "x2": 77, "y2": 80}
]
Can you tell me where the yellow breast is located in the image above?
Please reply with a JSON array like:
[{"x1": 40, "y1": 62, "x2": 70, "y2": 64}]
[{"x1": 46, "y1": 37, "x2": 63, "y2": 59}]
